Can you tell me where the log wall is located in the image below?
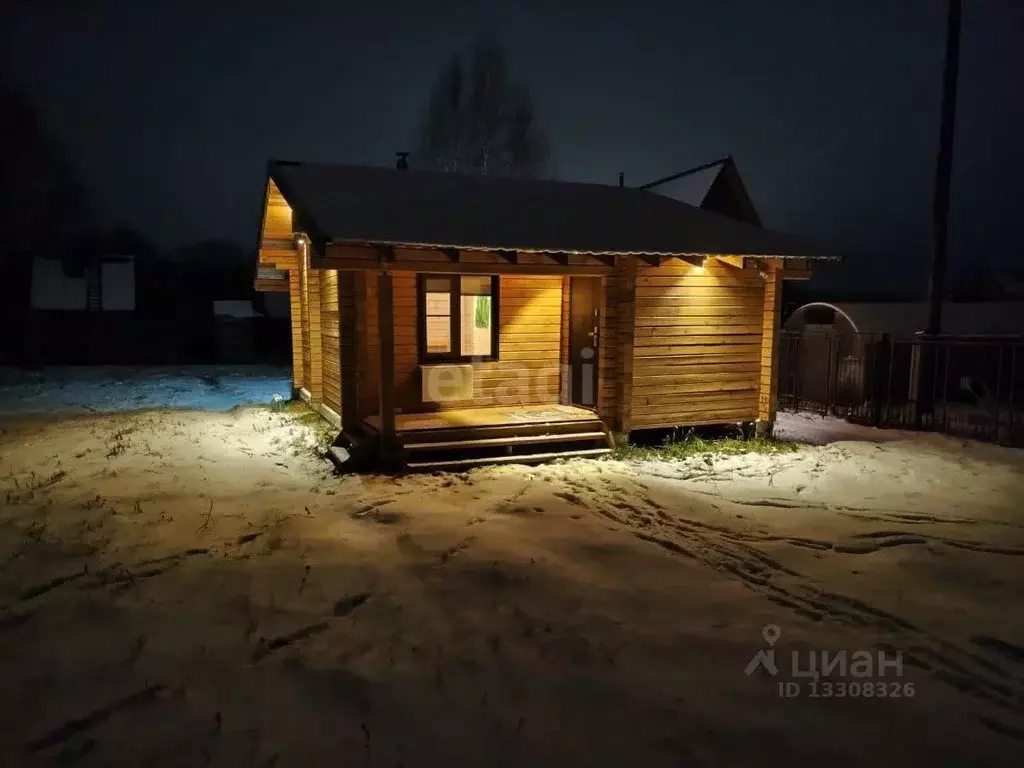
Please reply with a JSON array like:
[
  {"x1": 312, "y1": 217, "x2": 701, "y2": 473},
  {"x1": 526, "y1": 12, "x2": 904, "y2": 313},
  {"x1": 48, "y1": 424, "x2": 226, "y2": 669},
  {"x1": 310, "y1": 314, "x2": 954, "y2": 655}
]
[
  {"x1": 319, "y1": 268, "x2": 341, "y2": 415},
  {"x1": 296, "y1": 241, "x2": 323, "y2": 400},
  {"x1": 559, "y1": 276, "x2": 570, "y2": 404},
  {"x1": 359, "y1": 272, "x2": 564, "y2": 415},
  {"x1": 302, "y1": 257, "x2": 791, "y2": 431},
  {"x1": 758, "y1": 260, "x2": 784, "y2": 423},
  {"x1": 628, "y1": 259, "x2": 765, "y2": 429},
  {"x1": 261, "y1": 179, "x2": 292, "y2": 242},
  {"x1": 306, "y1": 263, "x2": 323, "y2": 403}
]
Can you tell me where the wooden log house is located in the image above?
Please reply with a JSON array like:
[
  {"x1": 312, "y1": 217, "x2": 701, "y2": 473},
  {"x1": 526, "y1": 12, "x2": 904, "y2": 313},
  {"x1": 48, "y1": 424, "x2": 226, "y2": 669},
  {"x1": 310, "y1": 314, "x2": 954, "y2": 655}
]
[{"x1": 255, "y1": 160, "x2": 833, "y2": 470}]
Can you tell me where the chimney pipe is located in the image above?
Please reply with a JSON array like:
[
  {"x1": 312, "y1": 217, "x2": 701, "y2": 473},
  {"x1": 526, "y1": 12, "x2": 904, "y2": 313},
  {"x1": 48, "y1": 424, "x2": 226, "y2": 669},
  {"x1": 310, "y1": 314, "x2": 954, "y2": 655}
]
[
  {"x1": 618, "y1": 172, "x2": 624, "y2": 187},
  {"x1": 396, "y1": 151, "x2": 410, "y2": 171}
]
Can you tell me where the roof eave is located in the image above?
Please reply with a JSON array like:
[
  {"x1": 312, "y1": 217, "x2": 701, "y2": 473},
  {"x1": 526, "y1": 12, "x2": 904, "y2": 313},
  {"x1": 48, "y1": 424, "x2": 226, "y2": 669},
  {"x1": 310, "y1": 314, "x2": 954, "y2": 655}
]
[{"x1": 325, "y1": 237, "x2": 842, "y2": 261}]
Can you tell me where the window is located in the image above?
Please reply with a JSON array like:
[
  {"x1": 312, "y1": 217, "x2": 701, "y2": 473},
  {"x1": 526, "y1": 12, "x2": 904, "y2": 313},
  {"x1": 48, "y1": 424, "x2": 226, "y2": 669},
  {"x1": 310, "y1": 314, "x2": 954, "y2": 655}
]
[
  {"x1": 423, "y1": 277, "x2": 452, "y2": 354},
  {"x1": 418, "y1": 274, "x2": 499, "y2": 362}
]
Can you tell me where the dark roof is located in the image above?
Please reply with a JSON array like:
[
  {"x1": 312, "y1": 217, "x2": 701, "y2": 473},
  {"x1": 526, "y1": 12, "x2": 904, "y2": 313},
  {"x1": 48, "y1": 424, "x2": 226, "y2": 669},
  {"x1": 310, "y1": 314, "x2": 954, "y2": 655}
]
[{"x1": 269, "y1": 160, "x2": 839, "y2": 260}]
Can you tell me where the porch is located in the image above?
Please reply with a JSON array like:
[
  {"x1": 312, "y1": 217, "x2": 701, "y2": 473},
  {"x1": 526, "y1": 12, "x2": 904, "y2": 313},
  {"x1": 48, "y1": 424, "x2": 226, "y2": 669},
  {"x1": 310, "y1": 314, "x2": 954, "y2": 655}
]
[
  {"x1": 339, "y1": 261, "x2": 614, "y2": 470},
  {"x1": 359, "y1": 404, "x2": 613, "y2": 471}
]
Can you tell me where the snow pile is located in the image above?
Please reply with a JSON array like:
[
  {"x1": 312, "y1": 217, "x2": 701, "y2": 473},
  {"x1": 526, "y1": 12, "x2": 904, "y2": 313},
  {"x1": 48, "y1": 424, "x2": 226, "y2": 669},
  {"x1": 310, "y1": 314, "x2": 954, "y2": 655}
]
[{"x1": 774, "y1": 410, "x2": 915, "y2": 445}]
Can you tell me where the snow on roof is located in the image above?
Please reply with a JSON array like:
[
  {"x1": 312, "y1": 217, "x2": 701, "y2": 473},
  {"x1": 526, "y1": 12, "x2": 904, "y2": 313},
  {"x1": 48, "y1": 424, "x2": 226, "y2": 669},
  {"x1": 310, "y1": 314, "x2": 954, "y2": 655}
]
[{"x1": 268, "y1": 160, "x2": 839, "y2": 260}]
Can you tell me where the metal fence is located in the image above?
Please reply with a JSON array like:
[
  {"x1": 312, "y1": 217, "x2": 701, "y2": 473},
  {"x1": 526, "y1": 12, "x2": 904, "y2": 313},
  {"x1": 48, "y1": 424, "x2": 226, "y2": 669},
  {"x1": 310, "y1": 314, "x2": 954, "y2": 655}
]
[{"x1": 778, "y1": 331, "x2": 1024, "y2": 447}]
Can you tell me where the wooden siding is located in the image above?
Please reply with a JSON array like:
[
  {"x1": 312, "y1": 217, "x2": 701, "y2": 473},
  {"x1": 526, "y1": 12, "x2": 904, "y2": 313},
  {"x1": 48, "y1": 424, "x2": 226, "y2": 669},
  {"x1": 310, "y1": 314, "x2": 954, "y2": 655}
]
[
  {"x1": 258, "y1": 248, "x2": 298, "y2": 270},
  {"x1": 628, "y1": 259, "x2": 764, "y2": 429},
  {"x1": 289, "y1": 256, "x2": 796, "y2": 435},
  {"x1": 261, "y1": 179, "x2": 292, "y2": 242},
  {"x1": 319, "y1": 268, "x2": 341, "y2": 416},
  {"x1": 360, "y1": 272, "x2": 563, "y2": 414},
  {"x1": 256, "y1": 180, "x2": 297, "y2": 293},
  {"x1": 294, "y1": 240, "x2": 324, "y2": 403},
  {"x1": 255, "y1": 276, "x2": 289, "y2": 293},
  {"x1": 758, "y1": 260, "x2": 784, "y2": 422}
]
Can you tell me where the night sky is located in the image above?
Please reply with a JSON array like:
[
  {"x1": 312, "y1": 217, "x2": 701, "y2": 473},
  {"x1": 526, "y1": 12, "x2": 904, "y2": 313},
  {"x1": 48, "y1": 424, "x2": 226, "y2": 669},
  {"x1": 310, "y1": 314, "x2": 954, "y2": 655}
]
[{"x1": 2, "y1": 0, "x2": 1022, "y2": 293}]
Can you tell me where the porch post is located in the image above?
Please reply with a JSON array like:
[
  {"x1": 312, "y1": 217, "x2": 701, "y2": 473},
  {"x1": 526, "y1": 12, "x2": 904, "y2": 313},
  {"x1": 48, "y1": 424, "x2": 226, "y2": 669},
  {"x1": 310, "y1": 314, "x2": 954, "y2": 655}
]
[
  {"x1": 377, "y1": 268, "x2": 398, "y2": 465},
  {"x1": 337, "y1": 271, "x2": 359, "y2": 429},
  {"x1": 287, "y1": 268, "x2": 304, "y2": 397},
  {"x1": 615, "y1": 256, "x2": 637, "y2": 436},
  {"x1": 756, "y1": 263, "x2": 783, "y2": 437}
]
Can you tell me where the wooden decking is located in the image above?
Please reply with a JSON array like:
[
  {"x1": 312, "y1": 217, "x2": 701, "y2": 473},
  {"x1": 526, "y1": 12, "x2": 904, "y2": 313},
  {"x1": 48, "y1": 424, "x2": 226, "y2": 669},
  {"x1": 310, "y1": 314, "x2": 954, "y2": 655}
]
[
  {"x1": 360, "y1": 404, "x2": 613, "y2": 470},
  {"x1": 363, "y1": 404, "x2": 597, "y2": 433}
]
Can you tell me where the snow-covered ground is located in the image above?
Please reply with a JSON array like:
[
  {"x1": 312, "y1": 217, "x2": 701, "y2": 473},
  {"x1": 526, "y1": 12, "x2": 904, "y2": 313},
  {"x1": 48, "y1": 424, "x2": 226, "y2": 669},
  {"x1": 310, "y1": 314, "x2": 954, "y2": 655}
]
[
  {"x1": 774, "y1": 410, "x2": 919, "y2": 445},
  {"x1": 0, "y1": 366, "x2": 290, "y2": 414},
  {"x1": 0, "y1": 403, "x2": 1022, "y2": 765}
]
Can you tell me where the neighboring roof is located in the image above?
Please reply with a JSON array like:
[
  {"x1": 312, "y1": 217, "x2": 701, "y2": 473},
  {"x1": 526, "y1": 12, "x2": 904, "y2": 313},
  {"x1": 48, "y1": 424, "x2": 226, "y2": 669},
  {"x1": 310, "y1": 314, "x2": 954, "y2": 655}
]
[
  {"x1": 640, "y1": 156, "x2": 762, "y2": 226},
  {"x1": 787, "y1": 301, "x2": 1024, "y2": 337},
  {"x1": 639, "y1": 157, "x2": 729, "y2": 205},
  {"x1": 267, "y1": 160, "x2": 837, "y2": 261}
]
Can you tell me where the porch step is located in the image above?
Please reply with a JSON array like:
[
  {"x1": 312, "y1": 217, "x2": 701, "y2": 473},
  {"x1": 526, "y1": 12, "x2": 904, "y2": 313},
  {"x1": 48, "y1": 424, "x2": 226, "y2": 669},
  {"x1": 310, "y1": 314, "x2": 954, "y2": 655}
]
[
  {"x1": 396, "y1": 419, "x2": 607, "y2": 445},
  {"x1": 407, "y1": 447, "x2": 613, "y2": 471},
  {"x1": 362, "y1": 408, "x2": 614, "y2": 471},
  {"x1": 399, "y1": 419, "x2": 613, "y2": 471},
  {"x1": 404, "y1": 431, "x2": 608, "y2": 452}
]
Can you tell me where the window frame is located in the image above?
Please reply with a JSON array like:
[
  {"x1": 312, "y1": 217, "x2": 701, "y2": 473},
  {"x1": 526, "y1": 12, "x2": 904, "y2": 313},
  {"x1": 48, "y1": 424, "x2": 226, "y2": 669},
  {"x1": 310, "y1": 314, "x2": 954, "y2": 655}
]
[{"x1": 416, "y1": 273, "x2": 500, "y2": 364}]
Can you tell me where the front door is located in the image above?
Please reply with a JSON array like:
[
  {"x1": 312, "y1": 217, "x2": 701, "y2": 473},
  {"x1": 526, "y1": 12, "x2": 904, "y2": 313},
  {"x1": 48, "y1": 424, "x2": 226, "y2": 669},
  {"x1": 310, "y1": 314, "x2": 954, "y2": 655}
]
[{"x1": 569, "y1": 277, "x2": 600, "y2": 408}]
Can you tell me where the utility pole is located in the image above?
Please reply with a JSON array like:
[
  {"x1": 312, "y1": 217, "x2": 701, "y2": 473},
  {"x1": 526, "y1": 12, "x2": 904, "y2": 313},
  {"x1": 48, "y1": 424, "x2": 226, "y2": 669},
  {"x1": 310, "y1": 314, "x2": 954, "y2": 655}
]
[
  {"x1": 916, "y1": 0, "x2": 962, "y2": 426},
  {"x1": 925, "y1": 0, "x2": 962, "y2": 336}
]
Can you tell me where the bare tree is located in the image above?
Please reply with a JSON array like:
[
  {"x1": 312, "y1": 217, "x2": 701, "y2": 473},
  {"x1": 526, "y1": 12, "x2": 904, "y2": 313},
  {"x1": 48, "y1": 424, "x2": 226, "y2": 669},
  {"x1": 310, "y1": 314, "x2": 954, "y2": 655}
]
[
  {"x1": 416, "y1": 38, "x2": 547, "y2": 176},
  {"x1": 0, "y1": 76, "x2": 88, "y2": 262}
]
